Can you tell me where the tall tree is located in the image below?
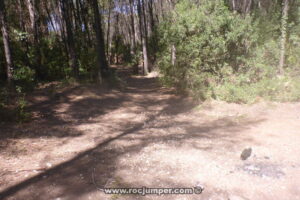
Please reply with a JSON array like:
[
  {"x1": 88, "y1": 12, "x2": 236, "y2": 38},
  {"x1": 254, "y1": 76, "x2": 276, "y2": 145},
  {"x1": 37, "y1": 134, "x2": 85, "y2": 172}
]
[
  {"x1": 26, "y1": 0, "x2": 43, "y2": 78},
  {"x1": 137, "y1": 0, "x2": 149, "y2": 74},
  {"x1": 60, "y1": 0, "x2": 79, "y2": 78},
  {"x1": 129, "y1": 0, "x2": 136, "y2": 54},
  {"x1": 106, "y1": 0, "x2": 113, "y2": 60},
  {"x1": 90, "y1": 0, "x2": 109, "y2": 80},
  {"x1": 26, "y1": 0, "x2": 39, "y2": 44},
  {"x1": 78, "y1": 0, "x2": 92, "y2": 45},
  {"x1": 0, "y1": 0, "x2": 13, "y2": 85},
  {"x1": 279, "y1": 0, "x2": 289, "y2": 75}
]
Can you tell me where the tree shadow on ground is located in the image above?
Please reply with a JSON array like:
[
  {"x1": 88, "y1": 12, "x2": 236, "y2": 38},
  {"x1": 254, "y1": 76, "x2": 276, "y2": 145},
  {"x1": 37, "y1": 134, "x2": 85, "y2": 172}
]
[
  {"x1": 0, "y1": 95, "x2": 264, "y2": 200},
  {"x1": 0, "y1": 67, "x2": 266, "y2": 199}
]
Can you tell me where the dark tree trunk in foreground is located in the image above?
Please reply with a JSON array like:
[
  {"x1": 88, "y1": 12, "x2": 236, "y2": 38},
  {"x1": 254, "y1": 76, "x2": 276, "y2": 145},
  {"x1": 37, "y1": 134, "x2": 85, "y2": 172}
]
[
  {"x1": 0, "y1": 0, "x2": 13, "y2": 85},
  {"x1": 91, "y1": 0, "x2": 109, "y2": 80}
]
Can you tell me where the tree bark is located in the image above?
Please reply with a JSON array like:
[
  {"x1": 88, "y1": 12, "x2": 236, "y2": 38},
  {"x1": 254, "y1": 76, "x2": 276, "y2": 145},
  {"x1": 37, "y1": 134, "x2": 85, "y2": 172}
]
[
  {"x1": 106, "y1": 0, "x2": 112, "y2": 61},
  {"x1": 148, "y1": 0, "x2": 155, "y2": 35},
  {"x1": 26, "y1": 0, "x2": 39, "y2": 42},
  {"x1": 244, "y1": 0, "x2": 252, "y2": 14},
  {"x1": 90, "y1": 0, "x2": 109, "y2": 80},
  {"x1": 78, "y1": 0, "x2": 92, "y2": 45},
  {"x1": 129, "y1": 0, "x2": 136, "y2": 55},
  {"x1": 0, "y1": 0, "x2": 13, "y2": 85},
  {"x1": 26, "y1": 0, "x2": 43, "y2": 78},
  {"x1": 279, "y1": 0, "x2": 289, "y2": 75},
  {"x1": 60, "y1": 0, "x2": 79, "y2": 78},
  {"x1": 171, "y1": 44, "x2": 176, "y2": 66},
  {"x1": 74, "y1": 0, "x2": 82, "y2": 34},
  {"x1": 137, "y1": 0, "x2": 149, "y2": 75},
  {"x1": 17, "y1": 0, "x2": 31, "y2": 68},
  {"x1": 113, "y1": 13, "x2": 120, "y2": 64}
]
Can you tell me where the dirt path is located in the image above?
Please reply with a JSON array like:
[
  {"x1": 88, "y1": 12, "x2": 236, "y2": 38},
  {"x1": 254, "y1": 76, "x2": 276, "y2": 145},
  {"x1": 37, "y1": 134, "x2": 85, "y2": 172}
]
[{"x1": 0, "y1": 66, "x2": 300, "y2": 200}]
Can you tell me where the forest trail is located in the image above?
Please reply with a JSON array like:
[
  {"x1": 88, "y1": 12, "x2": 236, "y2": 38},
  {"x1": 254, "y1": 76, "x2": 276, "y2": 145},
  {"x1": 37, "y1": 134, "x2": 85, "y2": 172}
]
[{"x1": 0, "y1": 66, "x2": 300, "y2": 200}]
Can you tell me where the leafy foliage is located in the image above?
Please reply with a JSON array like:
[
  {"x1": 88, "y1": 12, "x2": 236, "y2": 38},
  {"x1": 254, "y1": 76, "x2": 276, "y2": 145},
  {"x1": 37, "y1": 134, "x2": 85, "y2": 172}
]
[
  {"x1": 158, "y1": 0, "x2": 254, "y2": 99},
  {"x1": 157, "y1": 0, "x2": 300, "y2": 103}
]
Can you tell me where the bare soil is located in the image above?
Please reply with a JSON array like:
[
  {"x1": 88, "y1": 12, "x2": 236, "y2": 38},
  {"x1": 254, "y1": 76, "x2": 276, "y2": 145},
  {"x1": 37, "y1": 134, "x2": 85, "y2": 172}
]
[{"x1": 0, "y1": 66, "x2": 300, "y2": 200}]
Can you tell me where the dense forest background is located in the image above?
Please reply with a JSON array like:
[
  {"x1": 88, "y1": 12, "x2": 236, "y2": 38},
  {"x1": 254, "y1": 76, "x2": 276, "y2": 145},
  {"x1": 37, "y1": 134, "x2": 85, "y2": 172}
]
[{"x1": 0, "y1": 0, "x2": 300, "y2": 120}]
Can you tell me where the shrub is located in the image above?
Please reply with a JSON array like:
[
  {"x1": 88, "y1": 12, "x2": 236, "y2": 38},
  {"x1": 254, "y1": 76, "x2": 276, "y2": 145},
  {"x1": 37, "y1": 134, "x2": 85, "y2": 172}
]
[
  {"x1": 13, "y1": 66, "x2": 36, "y2": 91},
  {"x1": 157, "y1": 0, "x2": 255, "y2": 100},
  {"x1": 157, "y1": 0, "x2": 300, "y2": 103}
]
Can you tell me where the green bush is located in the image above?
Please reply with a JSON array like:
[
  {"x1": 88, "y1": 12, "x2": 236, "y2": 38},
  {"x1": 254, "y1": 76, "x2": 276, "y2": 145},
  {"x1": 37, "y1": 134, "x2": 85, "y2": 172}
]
[
  {"x1": 214, "y1": 76, "x2": 300, "y2": 103},
  {"x1": 16, "y1": 95, "x2": 31, "y2": 123},
  {"x1": 157, "y1": 0, "x2": 255, "y2": 100},
  {"x1": 13, "y1": 65, "x2": 36, "y2": 91},
  {"x1": 157, "y1": 0, "x2": 300, "y2": 103},
  {"x1": 158, "y1": 0, "x2": 255, "y2": 99}
]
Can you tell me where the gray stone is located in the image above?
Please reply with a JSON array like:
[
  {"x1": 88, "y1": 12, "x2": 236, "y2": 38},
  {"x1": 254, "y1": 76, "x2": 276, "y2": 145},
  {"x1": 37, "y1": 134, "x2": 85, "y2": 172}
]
[{"x1": 240, "y1": 148, "x2": 252, "y2": 160}]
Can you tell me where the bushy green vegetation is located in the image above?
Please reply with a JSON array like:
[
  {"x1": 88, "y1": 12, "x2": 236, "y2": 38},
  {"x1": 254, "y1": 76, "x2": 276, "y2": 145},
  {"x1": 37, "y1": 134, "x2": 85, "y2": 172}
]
[
  {"x1": 0, "y1": 86, "x2": 31, "y2": 122},
  {"x1": 157, "y1": 0, "x2": 300, "y2": 103}
]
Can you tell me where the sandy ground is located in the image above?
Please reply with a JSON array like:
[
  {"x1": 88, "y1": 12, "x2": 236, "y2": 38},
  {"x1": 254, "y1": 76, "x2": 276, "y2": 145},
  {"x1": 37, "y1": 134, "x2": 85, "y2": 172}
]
[{"x1": 0, "y1": 66, "x2": 300, "y2": 200}]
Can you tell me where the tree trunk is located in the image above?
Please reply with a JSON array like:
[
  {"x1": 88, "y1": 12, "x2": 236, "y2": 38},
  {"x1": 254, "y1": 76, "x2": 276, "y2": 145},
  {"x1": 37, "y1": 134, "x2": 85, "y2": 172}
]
[
  {"x1": 142, "y1": 0, "x2": 150, "y2": 74},
  {"x1": 60, "y1": 0, "x2": 79, "y2": 78},
  {"x1": 58, "y1": 1, "x2": 69, "y2": 55},
  {"x1": 26, "y1": 0, "x2": 39, "y2": 43},
  {"x1": 171, "y1": 44, "x2": 176, "y2": 66},
  {"x1": 232, "y1": 0, "x2": 236, "y2": 10},
  {"x1": 26, "y1": 0, "x2": 43, "y2": 79},
  {"x1": 91, "y1": 0, "x2": 109, "y2": 80},
  {"x1": 142, "y1": 37, "x2": 149, "y2": 74},
  {"x1": 279, "y1": 0, "x2": 289, "y2": 75},
  {"x1": 17, "y1": 0, "x2": 31, "y2": 68},
  {"x1": 78, "y1": 0, "x2": 92, "y2": 45},
  {"x1": 129, "y1": 0, "x2": 136, "y2": 55},
  {"x1": 74, "y1": 0, "x2": 82, "y2": 34},
  {"x1": 160, "y1": 0, "x2": 165, "y2": 20},
  {"x1": 0, "y1": 0, "x2": 13, "y2": 85},
  {"x1": 148, "y1": 0, "x2": 155, "y2": 35},
  {"x1": 106, "y1": 0, "x2": 112, "y2": 61},
  {"x1": 137, "y1": 0, "x2": 149, "y2": 75},
  {"x1": 244, "y1": 0, "x2": 252, "y2": 14},
  {"x1": 114, "y1": 14, "x2": 120, "y2": 64}
]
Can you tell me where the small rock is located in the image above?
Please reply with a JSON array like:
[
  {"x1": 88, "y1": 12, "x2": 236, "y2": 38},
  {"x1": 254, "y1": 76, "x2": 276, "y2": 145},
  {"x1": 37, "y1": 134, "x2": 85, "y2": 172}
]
[{"x1": 240, "y1": 148, "x2": 252, "y2": 160}]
